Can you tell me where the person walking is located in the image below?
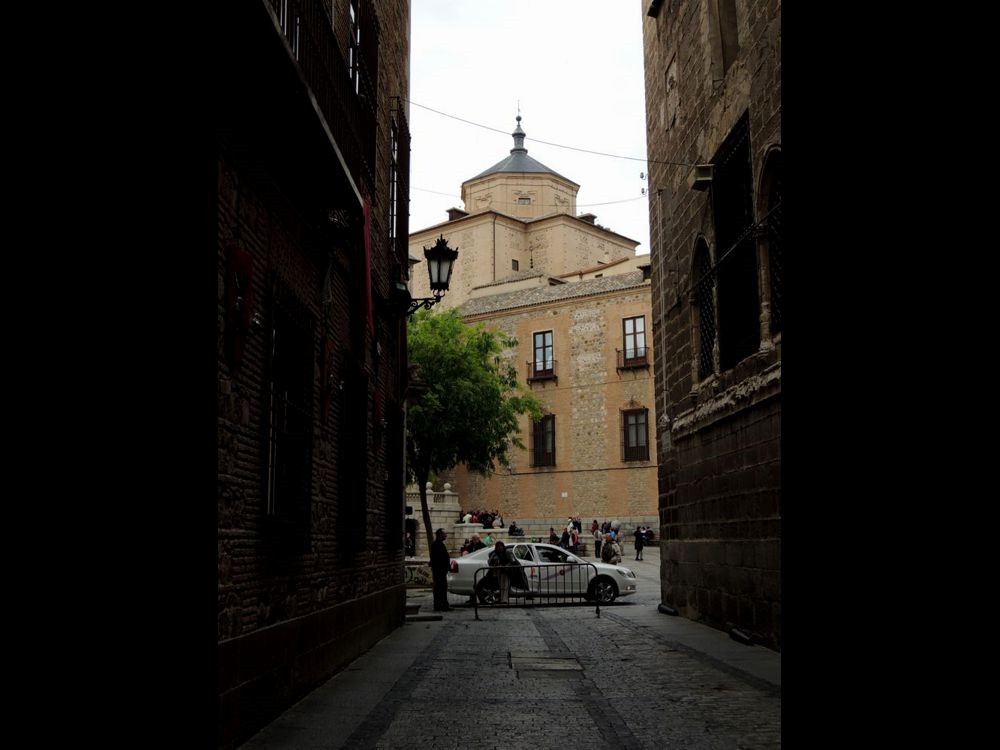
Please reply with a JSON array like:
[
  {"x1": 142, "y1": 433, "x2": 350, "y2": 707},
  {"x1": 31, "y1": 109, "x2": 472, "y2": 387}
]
[
  {"x1": 559, "y1": 527, "x2": 570, "y2": 549},
  {"x1": 601, "y1": 533, "x2": 622, "y2": 565},
  {"x1": 633, "y1": 526, "x2": 645, "y2": 561},
  {"x1": 429, "y1": 528, "x2": 452, "y2": 612}
]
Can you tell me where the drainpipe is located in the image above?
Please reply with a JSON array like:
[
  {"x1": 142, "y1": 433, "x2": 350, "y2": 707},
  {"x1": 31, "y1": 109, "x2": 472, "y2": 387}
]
[{"x1": 492, "y1": 214, "x2": 497, "y2": 281}]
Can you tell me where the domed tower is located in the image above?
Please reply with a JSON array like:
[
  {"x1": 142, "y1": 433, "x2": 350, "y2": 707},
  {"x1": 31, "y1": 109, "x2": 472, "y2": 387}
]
[
  {"x1": 461, "y1": 116, "x2": 580, "y2": 219},
  {"x1": 408, "y1": 113, "x2": 640, "y2": 310}
]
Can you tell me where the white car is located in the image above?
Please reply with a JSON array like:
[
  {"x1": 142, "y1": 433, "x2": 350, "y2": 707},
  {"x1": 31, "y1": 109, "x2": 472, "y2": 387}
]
[{"x1": 448, "y1": 542, "x2": 638, "y2": 604}]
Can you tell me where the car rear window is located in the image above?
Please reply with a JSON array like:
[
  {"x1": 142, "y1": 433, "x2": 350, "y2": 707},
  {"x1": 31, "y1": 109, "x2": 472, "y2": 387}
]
[{"x1": 513, "y1": 544, "x2": 534, "y2": 561}]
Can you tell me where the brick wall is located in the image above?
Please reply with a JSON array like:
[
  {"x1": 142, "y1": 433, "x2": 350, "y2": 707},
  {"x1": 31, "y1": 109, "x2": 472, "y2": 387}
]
[
  {"x1": 449, "y1": 284, "x2": 658, "y2": 525},
  {"x1": 642, "y1": 0, "x2": 781, "y2": 650},
  {"x1": 217, "y1": 2, "x2": 411, "y2": 746},
  {"x1": 662, "y1": 396, "x2": 780, "y2": 647}
]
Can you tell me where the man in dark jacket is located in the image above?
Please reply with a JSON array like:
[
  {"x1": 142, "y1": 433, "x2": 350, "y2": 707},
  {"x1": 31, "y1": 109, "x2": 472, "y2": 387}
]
[
  {"x1": 488, "y1": 541, "x2": 528, "y2": 603},
  {"x1": 430, "y1": 528, "x2": 452, "y2": 612}
]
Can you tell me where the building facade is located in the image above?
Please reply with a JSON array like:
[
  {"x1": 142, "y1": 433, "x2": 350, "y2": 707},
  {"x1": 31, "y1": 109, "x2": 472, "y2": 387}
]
[
  {"x1": 642, "y1": 0, "x2": 782, "y2": 649},
  {"x1": 408, "y1": 120, "x2": 658, "y2": 537},
  {"x1": 409, "y1": 117, "x2": 642, "y2": 311},
  {"x1": 217, "y1": 1, "x2": 411, "y2": 746}
]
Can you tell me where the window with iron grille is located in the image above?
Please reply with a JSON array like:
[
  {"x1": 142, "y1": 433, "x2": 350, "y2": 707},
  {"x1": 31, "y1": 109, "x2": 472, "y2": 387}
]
[
  {"x1": 533, "y1": 331, "x2": 554, "y2": 378},
  {"x1": 623, "y1": 316, "x2": 647, "y2": 365},
  {"x1": 348, "y1": 0, "x2": 360, "y2": 94},
  {"x1": 694, "y1": 240, "x2": 716, "y2": 380},
  {"x1": 712, "y1": 112, "x2": 760, "y2": 371},
  {"x1": 390, "y1": 99, "x2": 410, "y2": 267},
  {"x1": 531, "y1": 414, "x2": 556, "y2": 467},
  {"x1": 264, "y1": 281, "x2": 316, "y2": 528},
  {"x1": 277, "y1": 0, "x2": 301, "y2": 60},
  {"x1": 389, "y1": 118, "x2": 398, "y2": 244},
  {"x1": 622, "y1": 408, "x2": 649, "y2": 462}
]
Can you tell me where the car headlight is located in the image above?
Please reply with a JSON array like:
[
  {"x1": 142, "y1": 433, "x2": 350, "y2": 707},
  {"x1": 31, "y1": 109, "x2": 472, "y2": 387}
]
[{"x1": 616, "y1": 569, "x2": 636, "y2": 578}]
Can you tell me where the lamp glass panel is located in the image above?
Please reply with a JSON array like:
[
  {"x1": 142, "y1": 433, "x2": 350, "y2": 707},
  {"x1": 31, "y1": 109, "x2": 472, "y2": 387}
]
[{"x1": 427, "y1": 257, "x2": 441, "y2": 285}]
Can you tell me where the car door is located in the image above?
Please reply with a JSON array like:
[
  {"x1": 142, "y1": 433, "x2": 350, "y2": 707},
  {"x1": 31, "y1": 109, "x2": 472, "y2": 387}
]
[
  {"x1": 534, "y1": 544, "x2": 587, "y2": 595},
  {"x1": 562, "y1": 550, "x2": 597, "y2": 592},
  {"x1": 511, "y1": 543, "x2": 536, "y2": 592}
]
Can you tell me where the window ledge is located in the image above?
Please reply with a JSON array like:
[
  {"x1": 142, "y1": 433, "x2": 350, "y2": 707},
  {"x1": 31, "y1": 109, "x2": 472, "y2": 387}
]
[{"x1": 676, "y1": 361, "x2": 781, "y2": 438}]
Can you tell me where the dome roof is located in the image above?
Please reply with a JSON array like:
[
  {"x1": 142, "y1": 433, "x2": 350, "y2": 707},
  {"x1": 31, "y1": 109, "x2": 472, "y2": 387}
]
[{"x1": 468, "y1": 116, "x2": 577, "y2": 185}]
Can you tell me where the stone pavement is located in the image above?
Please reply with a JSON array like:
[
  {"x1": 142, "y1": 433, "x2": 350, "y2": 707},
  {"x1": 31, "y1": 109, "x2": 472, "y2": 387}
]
[{"x1": 242, "y1": 548, "x2": 780, "y2": 749}]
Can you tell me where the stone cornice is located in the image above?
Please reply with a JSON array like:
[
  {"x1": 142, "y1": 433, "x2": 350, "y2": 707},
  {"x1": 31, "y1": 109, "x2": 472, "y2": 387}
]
[{"x1": 669, "y1": 361, "x2": 781, "y2": 438}]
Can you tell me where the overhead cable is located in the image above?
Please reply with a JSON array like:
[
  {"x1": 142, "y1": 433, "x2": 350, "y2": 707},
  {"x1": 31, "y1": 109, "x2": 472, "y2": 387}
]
[{"x1": 405, "y1": 98, "x2": 698, "y2": 168}]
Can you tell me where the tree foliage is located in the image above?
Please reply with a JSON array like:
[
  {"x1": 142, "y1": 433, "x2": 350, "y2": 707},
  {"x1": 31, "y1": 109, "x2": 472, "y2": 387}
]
[{"x1": 407, "y1": 308, "x2": 541, "y2": 547}]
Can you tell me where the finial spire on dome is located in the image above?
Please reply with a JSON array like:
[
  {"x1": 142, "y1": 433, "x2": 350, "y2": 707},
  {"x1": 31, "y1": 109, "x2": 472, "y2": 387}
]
[{"x1": 511, "y1": 114, "x2": 527, "y2": 154}]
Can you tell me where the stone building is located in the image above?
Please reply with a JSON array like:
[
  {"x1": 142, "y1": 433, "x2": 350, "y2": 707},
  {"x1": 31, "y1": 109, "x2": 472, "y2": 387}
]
[
  {"x1": 217, "y1": 1, "x2": 411, "y2": 746},
  {"x1": 409, "y1": 116, "x2": 642, "y2": 310},
  {"x1": 641, "y1": 0, "x2": 781, "y2": 649},
  {"x1": 408, "y1": 119, "x2": 658, "y2": 537}
]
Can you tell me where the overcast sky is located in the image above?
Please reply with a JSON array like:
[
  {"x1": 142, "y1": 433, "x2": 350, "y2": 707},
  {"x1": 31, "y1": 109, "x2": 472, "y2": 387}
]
[{"x1": 408, "y1": 1, "x2": 651, "y2": 255}]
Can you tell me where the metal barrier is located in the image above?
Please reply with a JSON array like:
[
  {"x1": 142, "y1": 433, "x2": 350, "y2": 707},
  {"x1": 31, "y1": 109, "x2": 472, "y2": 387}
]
[{"x1": 472, "y1": 563, "x2": 602, "y2": 619}]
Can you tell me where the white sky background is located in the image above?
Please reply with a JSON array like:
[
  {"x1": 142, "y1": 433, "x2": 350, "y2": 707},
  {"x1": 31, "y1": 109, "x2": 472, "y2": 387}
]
[{"x1": 408, "y1": 0, "x2": 651, "y2": 255}]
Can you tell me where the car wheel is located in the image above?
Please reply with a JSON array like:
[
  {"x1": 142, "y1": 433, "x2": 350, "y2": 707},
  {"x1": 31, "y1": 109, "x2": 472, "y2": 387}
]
[
  {"x1": 589, "y1": 577, "x2": 618, "y2": 604},
  {"x1": 476, "y1": 579, "x2": 500, "y2": 605}
]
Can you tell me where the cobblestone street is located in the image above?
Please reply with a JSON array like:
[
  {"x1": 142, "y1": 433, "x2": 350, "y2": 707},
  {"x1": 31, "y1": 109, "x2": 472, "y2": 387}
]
[{"x1": 243, "y1": 549, "x2": 780, "y2": 749}]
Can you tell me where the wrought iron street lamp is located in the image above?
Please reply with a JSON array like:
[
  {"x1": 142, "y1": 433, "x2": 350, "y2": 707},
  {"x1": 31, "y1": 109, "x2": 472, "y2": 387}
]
[{"x1": 405, "y1": 235, "x2": 458, "y2": 317}]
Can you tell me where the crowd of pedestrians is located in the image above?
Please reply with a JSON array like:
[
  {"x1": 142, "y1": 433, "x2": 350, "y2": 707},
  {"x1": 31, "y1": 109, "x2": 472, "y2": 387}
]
[
  {"x1": 439, "y1": 511, "x2": 655, "y2": 563},
  {"x1": 457, "y1": 508, "x2": 504, "y2": 529}
]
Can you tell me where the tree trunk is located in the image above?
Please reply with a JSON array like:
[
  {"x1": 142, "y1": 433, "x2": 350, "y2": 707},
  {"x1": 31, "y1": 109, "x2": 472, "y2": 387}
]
[{"x1": 417, "y1": 469, "x2": 434, "y2": 553}]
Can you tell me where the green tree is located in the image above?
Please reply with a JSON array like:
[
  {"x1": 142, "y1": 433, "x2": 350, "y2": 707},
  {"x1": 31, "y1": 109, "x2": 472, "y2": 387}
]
[{"x1": 407, "y1": 308, "x2": 542, "y2": 550}]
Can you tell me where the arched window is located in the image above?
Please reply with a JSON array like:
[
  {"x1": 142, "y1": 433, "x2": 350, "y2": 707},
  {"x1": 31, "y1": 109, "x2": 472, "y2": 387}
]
[{"x1": 693, "y1": 239, "x2": 716, "y2": 381}]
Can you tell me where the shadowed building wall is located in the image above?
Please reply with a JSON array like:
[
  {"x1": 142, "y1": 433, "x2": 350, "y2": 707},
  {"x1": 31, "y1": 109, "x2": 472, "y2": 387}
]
[{"x1": 642, "y1": 0, "x2": 781, "y2": 650}]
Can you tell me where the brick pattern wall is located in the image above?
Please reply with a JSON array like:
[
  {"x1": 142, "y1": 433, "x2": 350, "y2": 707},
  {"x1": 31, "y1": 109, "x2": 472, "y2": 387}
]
[
  {"x1": 642, "y1": 0, "x2": 781, "y2": 650},
  {"x1": 217, "y1": 2, "x2": 411, "y2": 746},
  {"x1": 448, "y1": 286, "x2": 658, "y2": 525},
  {"x1": 662, "y1": 397, "x2": 780, "y2": 647}
]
